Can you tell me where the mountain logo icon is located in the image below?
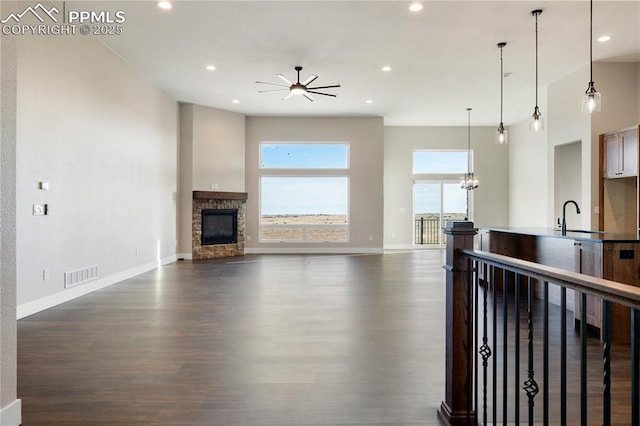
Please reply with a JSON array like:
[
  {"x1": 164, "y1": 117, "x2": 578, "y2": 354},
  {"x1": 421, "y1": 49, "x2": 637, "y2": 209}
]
[{"x1": 1, "y1": 3, "x2": 59, "y2": 24}]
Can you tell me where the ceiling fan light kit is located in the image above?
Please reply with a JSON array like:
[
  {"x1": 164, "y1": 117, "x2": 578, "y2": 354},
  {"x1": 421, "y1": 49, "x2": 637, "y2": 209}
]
[{"x1": 257, "y1": 66, "x2": 340, "y2": 102}]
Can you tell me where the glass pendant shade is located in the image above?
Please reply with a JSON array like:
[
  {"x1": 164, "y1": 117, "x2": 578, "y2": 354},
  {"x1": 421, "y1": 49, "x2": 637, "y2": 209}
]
[
  {"x1": 530, "y1": 106, "x2": 544, "y2": 132},
  {"x1": 496, "y1": 123, "x2": 509, "y2": 144},
  {"x1": 582, "y1": 88, "x2": 601, "y2": 113}
]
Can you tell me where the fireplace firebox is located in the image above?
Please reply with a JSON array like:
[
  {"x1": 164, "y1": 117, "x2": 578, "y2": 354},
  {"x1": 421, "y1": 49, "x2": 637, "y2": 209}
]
[{"x1": 201, "y1": 209, "x2": 238, "y2": 245}]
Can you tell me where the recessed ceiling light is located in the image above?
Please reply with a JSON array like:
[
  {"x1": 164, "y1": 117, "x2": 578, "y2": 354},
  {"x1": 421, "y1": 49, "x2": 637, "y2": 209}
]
[
  {"x1": 205, "y1": 65, "x2": 216, "y2": 71},
  {"x1": 598, "y1": 35, "x2": 611, "y2": 43},
  {"x1": 158, "y1": 1, "x2": 172, "y2": 10},
  {"x1": 409, "y1": 3, "x2": 423, "y2": 12},
  {"x1": 381, "y1": 66, "x2": 392, "y2": 72},
  {"x1": 232, "y1": 100, "x2": 240, "y2": 104},
  {"x1": 365, "y1": 100, "x2": 373, "y2": 104}
]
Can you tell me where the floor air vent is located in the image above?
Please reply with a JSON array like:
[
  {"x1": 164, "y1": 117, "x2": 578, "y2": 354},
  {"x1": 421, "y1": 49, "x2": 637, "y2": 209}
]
[{"x1": 64, "y1": 265, "x2": 99, "y2": 288}]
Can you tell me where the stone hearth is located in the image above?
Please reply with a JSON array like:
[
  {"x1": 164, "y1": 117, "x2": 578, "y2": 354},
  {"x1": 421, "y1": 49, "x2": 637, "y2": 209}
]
[{"x1": 192, "y1": 191, "x2": 247, "y2": 259}]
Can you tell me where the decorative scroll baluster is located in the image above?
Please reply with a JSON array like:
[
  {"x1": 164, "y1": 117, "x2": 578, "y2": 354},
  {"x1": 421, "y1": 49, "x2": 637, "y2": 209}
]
[
  {"x1": 602, "y1": 300, "x2": 611, "y2": 426},
  {"x1": 478, "y1": 262, "x2": 492, "y2": 426},
  {"x1": 523, "y1": 277, "x2": 539, "y2": 425},
  {"x1": 474, "y1": 260, "x2": 479, "y2": 420},
  {"x1": 467, "y1": 258, "x2": 474, "y2": 424}
]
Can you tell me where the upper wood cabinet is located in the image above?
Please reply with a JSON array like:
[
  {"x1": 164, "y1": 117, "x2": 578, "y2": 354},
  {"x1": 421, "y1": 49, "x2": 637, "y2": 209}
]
[{"x1": 604, "y1": 127, "x2": 638, "y2": 178}]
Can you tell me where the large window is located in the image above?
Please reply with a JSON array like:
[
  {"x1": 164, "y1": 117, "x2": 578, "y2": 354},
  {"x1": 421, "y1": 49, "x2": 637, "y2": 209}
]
[{"x1": 259, "y1": 142, "x2": 349, "y2": 243}]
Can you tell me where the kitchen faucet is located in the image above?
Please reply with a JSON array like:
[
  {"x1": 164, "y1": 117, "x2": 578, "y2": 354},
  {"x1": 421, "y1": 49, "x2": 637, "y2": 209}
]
[{"x1": 561, "y1": 200, "x2": 581, "y2": 236}]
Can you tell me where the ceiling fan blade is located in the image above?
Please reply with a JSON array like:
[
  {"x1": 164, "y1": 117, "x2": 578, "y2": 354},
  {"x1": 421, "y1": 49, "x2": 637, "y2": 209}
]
[
  {"x1": 302, "y1": 75, "x2": 318, "y2": 86},
  {"x1": 282, "y1": 92, "x2": 294, "y2": 100},
  {"x1": 307, "y1": 90, "x2": 337, "y2": 97},
  {"x1": 256, "y1": 81, "x2": 289, "y2": 88},
  {"x1": 307, "y1": 84, "x2": 341, "y2": 90},
  {"x1": 277, "y1": 74, "x2": 293, "y2": 85},
  {"x1": 303, "y1": 93, "x2": 315, "y2": 102},
  {"x1": 258, "y1": 89, "x2": 289, "y2": 93}
]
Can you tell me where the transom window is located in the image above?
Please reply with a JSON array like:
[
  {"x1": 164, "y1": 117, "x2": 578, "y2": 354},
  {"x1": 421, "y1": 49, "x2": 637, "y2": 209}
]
[{"x1": 413, "y1": 150, "x2": 468, "y2": 174}]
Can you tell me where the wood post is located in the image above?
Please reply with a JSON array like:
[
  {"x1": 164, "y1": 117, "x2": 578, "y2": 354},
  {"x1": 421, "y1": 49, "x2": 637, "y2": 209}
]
[{"x1": 438, "y1": 221, "x2": 478, "y2": 426}]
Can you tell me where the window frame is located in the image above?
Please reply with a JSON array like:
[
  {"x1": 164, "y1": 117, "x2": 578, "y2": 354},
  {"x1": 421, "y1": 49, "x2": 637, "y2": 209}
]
[{"x1": 258, "y1": 141, "x2": 351, "y2": 244}]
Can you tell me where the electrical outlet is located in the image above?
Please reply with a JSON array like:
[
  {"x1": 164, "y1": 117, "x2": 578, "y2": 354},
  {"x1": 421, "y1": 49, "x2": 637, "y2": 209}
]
[
  {"x1": 620, "y1": 249, "x2": 634, "y2": 260},
  {"x1": 43, "y1": 269, "x2": 50, "y2": 280}
]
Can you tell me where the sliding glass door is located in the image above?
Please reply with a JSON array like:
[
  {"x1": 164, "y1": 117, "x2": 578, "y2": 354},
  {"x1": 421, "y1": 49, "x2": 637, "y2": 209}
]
[{"x1": 414, "y1": 181, "x2": 467, "y2": 246}]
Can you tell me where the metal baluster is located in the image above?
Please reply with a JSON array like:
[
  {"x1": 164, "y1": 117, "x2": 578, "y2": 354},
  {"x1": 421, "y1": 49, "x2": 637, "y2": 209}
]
[
  {"x1": 467, "y1": 258, "x2": 473, "y2": 423},
  {"x1": 479, "y1": 263, "x2": 492, "y2": 426},
  {"x1": 602, "y1": 300, "x2": 611, "y2": 426},
  {"x1": 543, "y1": 282, "x2": 549, "y2": 425},
  {"x1": 561, "y1": 287, "x2": 567, "y2": 426},
  {"x1": 523, "y1": 277, "x2": 539, "y2": 425},
  {"x1": 492, "y1": 265, "x2": 497, "y2": 425},
  {"x1": 632, "y1": 309, "x2": 640, "y2": 426},
  {"x1": 515, "y1": 274, "x2": 521, "y2": 424},
  {"x1": 580, "y1": 292, "x2": 588, "y2": 426},
  {"x1": 503, "y1": 269, "x2": 508, "y2": 426},
  {"x1": 474, "y1": 260, "x2": 479, "y2": 420}
]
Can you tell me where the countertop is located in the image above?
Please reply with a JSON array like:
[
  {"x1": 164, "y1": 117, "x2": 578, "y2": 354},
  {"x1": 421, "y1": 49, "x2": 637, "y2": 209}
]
[{"x1": 479, "y1": 227, "x2": 640, "y2": 243}]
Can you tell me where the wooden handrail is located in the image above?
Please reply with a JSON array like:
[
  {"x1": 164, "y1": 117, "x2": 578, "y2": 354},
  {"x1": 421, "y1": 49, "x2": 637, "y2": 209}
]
[{"x1": 463, "y1": 248, "x2": 640, "y2": 309}]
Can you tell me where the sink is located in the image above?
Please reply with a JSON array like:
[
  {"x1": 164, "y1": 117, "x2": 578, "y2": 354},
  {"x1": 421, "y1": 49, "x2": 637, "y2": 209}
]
[{"x1": 555, "y1": 229, "x2": 610, "y2": 234}]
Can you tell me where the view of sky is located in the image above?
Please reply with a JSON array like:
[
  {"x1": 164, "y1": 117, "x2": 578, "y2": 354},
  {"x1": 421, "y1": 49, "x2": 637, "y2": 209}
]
[
  {"x1": 414, "y1": 182, "x2": 467, "y2": 214},
  {"x1": 413, "y1": 151, "x2": 468, "y2": 174},
  {"x1": 261, "y1": 143, "x2": 348, "y2": 169},
  {"x1": 261, "y1": 177, "x2": 348, "y2": 215}
]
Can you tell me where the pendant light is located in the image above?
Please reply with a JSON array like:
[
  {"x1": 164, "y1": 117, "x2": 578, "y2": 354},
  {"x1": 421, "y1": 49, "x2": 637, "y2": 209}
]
[
  {"x1": 582, "y1": 0, "x2": 601, "y2": 113},
  {"x1": 496, "y1": 42, "x2": 508, "y2": 144},
  {"x1": 460, "y1": 108, "x2": 479, "y2": 190},
  {"x1": 530, "y1": 9, "x2": 544, "y2": 132}
]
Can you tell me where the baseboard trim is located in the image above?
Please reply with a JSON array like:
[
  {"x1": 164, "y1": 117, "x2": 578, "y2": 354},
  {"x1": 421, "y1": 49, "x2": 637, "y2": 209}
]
[
  {"x1": 384, "y1": 244, "x2": 444, "y2": 250},
  {"x1": 0, "y1": 399, "x2": 21, "y2": 426},
  {"x1": 17, "y1": 255, "x2": 176, "y2": 319},
  {"x1": 177, "y1": 253, "x2": 193, "y2": 260},
  {"x1": 245, "y1": 247, "x2": 383, "y2": 254}
]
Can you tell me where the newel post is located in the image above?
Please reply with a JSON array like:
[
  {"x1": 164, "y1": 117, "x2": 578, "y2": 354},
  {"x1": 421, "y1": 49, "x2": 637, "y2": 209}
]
[{"x1": 438, "y1": 221, "x2": 477, "y2": 426}]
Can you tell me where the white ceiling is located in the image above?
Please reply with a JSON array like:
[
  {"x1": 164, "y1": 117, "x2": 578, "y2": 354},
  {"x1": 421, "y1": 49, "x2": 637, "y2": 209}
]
[{"x1": 91, "y1": 0, "x2": 640, "y2": 126}]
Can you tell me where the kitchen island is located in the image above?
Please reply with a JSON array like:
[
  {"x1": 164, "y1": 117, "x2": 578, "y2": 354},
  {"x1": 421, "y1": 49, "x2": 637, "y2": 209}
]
[{"x1": 478, "y1": 227, "x2": 640, "y2": 341}]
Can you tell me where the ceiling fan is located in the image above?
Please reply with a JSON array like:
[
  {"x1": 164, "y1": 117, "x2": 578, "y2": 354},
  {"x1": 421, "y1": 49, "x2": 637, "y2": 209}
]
[{"x1": 256, "y1": 66, "x2": 340, "y2": 101}]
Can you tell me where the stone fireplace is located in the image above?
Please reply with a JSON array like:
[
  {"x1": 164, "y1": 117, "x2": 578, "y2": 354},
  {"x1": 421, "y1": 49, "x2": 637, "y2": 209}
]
[{"x1": 192, "y1": 191, "x2": 247, "y2": 259}]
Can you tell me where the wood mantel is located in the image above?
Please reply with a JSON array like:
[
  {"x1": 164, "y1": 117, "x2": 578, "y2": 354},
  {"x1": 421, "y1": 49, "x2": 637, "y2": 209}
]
[{"x1": 193, "y1": 191, "x2": 248, "y2": 201}]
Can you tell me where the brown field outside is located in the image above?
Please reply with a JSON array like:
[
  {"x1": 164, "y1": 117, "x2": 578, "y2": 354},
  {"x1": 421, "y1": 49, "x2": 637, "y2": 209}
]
[{"x1": 261, "y1": 214, "x2": 348, "y2": 241}]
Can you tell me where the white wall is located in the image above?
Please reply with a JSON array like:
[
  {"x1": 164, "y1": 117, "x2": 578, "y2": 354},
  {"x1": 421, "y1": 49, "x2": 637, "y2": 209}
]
[
  {"x1": 245, "y1": 116, "x2": 384, "y2": 253},
  {"x1": 16, "y1": 34, "x2": 178, "y2": 316},
  {"x1": 384, "y1": 126, "x2": 509, "y2": 247},
  {"x1": 177, "y1": 104, "x2": 245, "y2": 256},
  {"x1": 0, "y1": 15, "x2": 21, "y2": 425},
  {"x1": 508, "y1": 118, "x2": 548, "y2": 227}
]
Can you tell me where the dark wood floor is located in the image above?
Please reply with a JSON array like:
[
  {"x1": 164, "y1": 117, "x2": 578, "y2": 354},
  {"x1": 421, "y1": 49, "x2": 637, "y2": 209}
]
[
  {"x1": 17, "y1": 251, "x2": 636, "y2": 425},
  {"x1": 18, "y1": 251, "x2": 449, "y2": 425}
]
